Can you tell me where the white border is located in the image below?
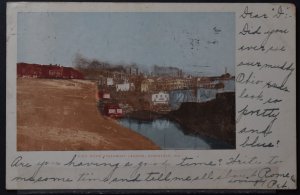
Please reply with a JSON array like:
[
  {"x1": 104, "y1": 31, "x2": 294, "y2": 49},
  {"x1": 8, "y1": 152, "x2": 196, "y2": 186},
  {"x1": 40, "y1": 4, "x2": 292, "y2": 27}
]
[{"x1": 6, "y1": 2, "x2": 296, "y2": 190}]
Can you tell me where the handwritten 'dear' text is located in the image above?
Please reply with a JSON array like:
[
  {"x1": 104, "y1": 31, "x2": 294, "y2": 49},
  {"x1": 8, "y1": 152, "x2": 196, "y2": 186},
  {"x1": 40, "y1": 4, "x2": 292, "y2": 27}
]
[{"x1": 236, "y1": 5, "x2": 294, "y2": 149}]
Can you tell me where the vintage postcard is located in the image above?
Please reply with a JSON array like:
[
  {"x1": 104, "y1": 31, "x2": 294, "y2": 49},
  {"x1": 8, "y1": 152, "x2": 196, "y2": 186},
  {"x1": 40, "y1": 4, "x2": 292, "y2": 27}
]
[{"x1": 6, "y1": 2, "x2": 296, "y2": 190}]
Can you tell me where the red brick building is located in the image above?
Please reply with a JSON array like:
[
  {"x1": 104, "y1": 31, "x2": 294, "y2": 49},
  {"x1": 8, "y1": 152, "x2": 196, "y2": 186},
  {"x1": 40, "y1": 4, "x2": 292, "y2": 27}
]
[
  {"x1": 103, "y1": 103, "x2": 123, "y2": 118},
  {"x1": 17, "y1": 63, "x2": 84, "y2": 79}
]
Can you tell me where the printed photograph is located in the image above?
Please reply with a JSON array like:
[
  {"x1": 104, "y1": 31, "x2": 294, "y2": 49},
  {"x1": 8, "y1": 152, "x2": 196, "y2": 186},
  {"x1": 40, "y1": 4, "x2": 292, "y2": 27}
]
[{"x1": 17, "y1": 12, "x2": 235, "y2": 151}]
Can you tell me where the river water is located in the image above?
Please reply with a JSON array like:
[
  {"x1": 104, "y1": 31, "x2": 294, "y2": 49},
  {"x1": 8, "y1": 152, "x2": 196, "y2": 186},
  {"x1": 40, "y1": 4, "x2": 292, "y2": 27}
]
[{"x1": 118, "y1": 118, "x2": 233, "y2": 150}]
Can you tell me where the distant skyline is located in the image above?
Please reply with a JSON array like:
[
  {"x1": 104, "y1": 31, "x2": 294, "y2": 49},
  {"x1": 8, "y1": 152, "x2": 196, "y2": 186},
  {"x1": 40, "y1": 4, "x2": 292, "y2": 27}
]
[{"x1": 17, "y1": 12, "x2": 235, "y2": 76}]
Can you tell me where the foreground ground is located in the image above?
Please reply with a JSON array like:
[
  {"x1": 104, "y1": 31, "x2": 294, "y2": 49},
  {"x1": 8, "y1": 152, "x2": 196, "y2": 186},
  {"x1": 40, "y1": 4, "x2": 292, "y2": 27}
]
[{"x1": 17, "y1": 78, "x2": 159, "y2": 151}]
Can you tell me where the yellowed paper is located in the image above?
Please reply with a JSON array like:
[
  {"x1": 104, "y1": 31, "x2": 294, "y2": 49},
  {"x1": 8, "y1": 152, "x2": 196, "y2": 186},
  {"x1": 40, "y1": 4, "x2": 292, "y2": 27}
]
[{"x1": 6, "y1": 2, "x2": 296, "y2": 190}]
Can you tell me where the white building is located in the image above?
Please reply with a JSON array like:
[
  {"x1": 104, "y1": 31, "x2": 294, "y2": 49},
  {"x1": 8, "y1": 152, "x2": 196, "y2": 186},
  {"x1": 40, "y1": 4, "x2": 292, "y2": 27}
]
[
  {"x1": 152, "y1": 91, "x2": 169, "y2": 105},
  {"x1": 116, "y1": 83, "x2": 129, "y2": 91},
  {"x1": 116, "y1": 83, "x2": 135, "y2": 92},
  {"x1": 107, "y1": 78, "x2": 114, "y2": 86},
  {"x1": 103, "y1": 93, "x2": 110, "y2": 99}
]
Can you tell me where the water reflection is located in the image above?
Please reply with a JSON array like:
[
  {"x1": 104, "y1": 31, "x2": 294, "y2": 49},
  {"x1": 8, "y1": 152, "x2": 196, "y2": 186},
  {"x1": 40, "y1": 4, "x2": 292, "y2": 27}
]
[{"x1": 118, "y1": 118, "x2": 232, "y2": 150}]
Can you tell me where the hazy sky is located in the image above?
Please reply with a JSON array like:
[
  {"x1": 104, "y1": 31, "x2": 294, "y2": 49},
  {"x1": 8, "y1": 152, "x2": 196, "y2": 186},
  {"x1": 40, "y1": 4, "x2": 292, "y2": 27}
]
[{"x1": 18, "y1": 12, "x2": 235, "y2": 76}]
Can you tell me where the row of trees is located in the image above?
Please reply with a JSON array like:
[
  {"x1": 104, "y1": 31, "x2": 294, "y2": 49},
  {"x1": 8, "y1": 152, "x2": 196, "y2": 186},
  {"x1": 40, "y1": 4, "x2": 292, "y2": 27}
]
[{"x1": 73, "y1": 53, "x2": 138, "y2": 80}]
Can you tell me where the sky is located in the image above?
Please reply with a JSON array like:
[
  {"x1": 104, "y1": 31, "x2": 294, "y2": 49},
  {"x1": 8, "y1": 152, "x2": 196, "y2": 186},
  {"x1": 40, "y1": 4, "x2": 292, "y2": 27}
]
[{"x1": 17, "y1": 12, "x2": 235, "y2": 76}]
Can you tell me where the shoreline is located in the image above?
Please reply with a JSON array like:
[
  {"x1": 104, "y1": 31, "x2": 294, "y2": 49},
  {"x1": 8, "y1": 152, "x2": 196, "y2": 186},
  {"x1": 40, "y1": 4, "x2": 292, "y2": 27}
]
[
  {"x1": 124, "y1": 110, "x2": 166, "y2": 121},
  {"x1": 121, "y1": 113, "x2": 235, "y2": 148},
  {"x1": 122, "y1": 92, "x2": 236, "y2": 148}
]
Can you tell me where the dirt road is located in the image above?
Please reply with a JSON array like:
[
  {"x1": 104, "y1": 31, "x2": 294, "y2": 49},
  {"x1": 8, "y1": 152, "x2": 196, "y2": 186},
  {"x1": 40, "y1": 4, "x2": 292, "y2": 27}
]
[{"x1": 17, "y1": 78, "x2": 159, "y2": 150}]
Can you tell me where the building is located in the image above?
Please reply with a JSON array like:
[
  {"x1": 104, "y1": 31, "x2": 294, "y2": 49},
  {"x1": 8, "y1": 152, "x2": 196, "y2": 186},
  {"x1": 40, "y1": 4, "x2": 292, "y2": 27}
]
[
  {"x1": 116, "y1": 83, "x2": 129, "y2": 92},
  {"x1": 126, "y1": 66, "x2": 139, "y2": 75},
  {"x1": 197, "y1": 77, "x2": 209, "y2": 86},
  {"x1": 154, "y1": 77, "x2": 193, "y2": 91},
  {"x1": 98, "y1": 76, "x2": 106, "y2": 86},
  {"x1": 62, "y1": 67, "x2": 84, "y2": 79},
  {"x1": 97, "y1": 91, "x2": 111, "y2": 100},
  {"x1": 141, "y1": 79, "x2": 155, "y2": 92},
  {"x1": 168, "y1": 78, "x2": 188, "y2": 90},
  {"x1": 103, "y1": 93, "x2": 110, "y2": 99},
  {"x1": 116, "y1": 83, "x2": 135, "y2": 92},
  {"x1": 17, "y1": 63, "x2": 84, "y2": 79},
  {"x1": 107, "y1": 78, "x2": 114, "y2": 86},
  {"x1": 129, "y1": 83, "x2": 135, "y2": 91},
  {"x1": 152, "y1": 91, "x2": 169, "y2": 105},
  {"x1": 103, "y1": 104, "x2": 123, "y2": 118}
]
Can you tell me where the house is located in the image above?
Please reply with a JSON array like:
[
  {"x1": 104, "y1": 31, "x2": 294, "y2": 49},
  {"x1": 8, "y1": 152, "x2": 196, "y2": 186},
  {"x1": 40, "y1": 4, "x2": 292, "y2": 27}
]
[
  {"x1": 141, "y1": 79, "x2": 155, "y2": 92},
  {"x1": 126, "y1": 66, "x2": 139, "y2": 75},
  {"x1": 62, "y1": 67, "x2": 84, "y2": 79},
  {"x1": 98, "y1": 76, "x2": 106, "y2": 86},
  {"x1": 152, "y1": 91, "x2": 169, "y2": 105},
  {"x1": 169, "y1": 78, "x2": 187, "y2": 90},
  {"x1": 197, "y1": 77, "x2": 225, "y2": 89},
  {"x1": 103, "y1": 93, "x2": 110, "y2": 99},
  {"x1": 103, "y1": 104, "x2": 123, "y2": 118},
  {"x1": 129, "y1": 83, "x2": 135, "y2": 91},
  {"x1": 197, "y1": 77, "x2": 209, "y2": 87},
  {"x1": 116, "y1": 83, "x2": 130, "y2": 92},
  {"x1": 97, "y1": 91, "x2": 111, "y2": 100},
  {"x1": 17, "y1": 63, "x2": 84, "y2": 79},
  {"x1": 48, "y1": 66, "x2": 63, "y2": 78},
  {"x1": 107, "y1": 78, "x2": 114, "y2": 86},
  {"x1": 116, "y1": 83, "x2": 135, "y2": 92}
]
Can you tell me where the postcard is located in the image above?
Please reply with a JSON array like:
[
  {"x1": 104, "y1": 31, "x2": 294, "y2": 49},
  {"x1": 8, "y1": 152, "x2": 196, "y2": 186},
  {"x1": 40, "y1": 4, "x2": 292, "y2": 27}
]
[{"x1": 6, "y1": 2, "x2": 296, "y2": 190}]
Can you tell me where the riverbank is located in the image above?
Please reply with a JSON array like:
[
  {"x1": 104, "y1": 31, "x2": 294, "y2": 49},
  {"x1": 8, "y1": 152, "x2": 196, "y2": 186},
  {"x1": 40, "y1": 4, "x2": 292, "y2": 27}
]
[
  {"x1": 125, "y1": 110, "x2": 166, "y2": 121},
  {"x1": 124, "y1": 92, "x2": 235, "y2": 148},
  {"x1": 17, "y1": 78, "x2": 159, "y2": 150},
  {"x1": 168, "y1": 92, "x2": 235, "y2": 147}
]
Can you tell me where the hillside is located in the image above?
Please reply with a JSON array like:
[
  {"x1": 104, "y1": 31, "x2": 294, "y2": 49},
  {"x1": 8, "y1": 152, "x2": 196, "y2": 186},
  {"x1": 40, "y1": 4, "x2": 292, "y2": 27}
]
[{"x1": 17, "y1": 78, "x2": 159, "y2": 150}]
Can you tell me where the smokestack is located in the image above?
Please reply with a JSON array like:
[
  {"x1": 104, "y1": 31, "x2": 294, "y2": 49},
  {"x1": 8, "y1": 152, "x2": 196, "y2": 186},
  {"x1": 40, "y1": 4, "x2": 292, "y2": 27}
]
[{"x1": 225, "y1": 67, "x2": 227, "y2": 74}]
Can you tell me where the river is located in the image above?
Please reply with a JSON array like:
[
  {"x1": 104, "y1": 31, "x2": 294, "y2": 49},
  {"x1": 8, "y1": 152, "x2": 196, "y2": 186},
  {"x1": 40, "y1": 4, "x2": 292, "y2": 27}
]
[{"x1": 118, "y1": 118, "x2": 233, "y2": 150}]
